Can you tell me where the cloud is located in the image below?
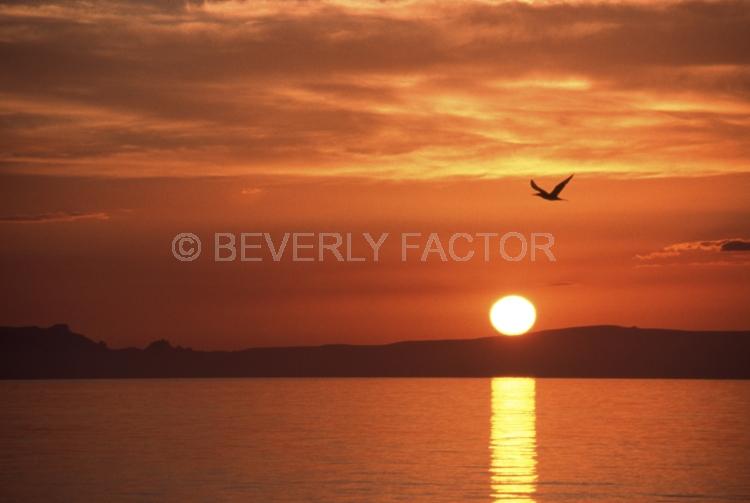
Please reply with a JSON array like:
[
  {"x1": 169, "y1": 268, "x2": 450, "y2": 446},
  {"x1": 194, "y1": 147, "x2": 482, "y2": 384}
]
[
  {"x1": 636, "y1": 237, "x2": 750, "y2": 266},
  {"x1": 240, "y1": 187, "x2": 263, "y2": 196},
  {"x1": 0, "y1": 211, "x2": 110, "y2": 223},
  {"x1": 1, "y1": 0, "x2": 749, "y2": 177},
  {"x1": 547, "y1": 281, "x2": 578, "y2": 287},
  {"x1": 721, "y1": 239, "x2": 750, "y2": 251}
]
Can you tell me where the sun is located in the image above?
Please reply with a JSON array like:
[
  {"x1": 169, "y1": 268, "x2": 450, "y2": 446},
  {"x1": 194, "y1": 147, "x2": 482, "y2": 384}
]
[{"x1": 489, "y1": 295, "x2": 536, "y2": 336}]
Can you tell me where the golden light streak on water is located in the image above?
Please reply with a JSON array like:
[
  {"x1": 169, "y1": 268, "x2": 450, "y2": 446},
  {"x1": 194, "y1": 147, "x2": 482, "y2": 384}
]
[{"x1": 490, "y1": 378, "x2": 538, "y2": 502}]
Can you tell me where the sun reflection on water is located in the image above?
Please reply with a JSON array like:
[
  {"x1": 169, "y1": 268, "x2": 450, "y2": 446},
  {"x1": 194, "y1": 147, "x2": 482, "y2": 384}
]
[{"x1": 490, "y1": 378, "x2": 538, "y2": 502}]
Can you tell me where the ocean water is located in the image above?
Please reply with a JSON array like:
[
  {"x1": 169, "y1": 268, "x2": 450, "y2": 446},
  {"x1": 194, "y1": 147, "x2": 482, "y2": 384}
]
[{"x1": 1, "y1": 378, "x2": 748, "y2": 502}]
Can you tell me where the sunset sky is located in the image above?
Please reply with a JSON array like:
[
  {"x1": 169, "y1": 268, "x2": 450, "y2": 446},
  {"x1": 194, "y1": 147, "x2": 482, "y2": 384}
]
[{"x1": 1, "y1": 0, "x2": 749, "y2": 348}]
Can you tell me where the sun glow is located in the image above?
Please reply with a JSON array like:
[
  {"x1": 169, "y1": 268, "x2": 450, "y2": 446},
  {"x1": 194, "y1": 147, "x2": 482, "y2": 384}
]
[{"x1": 490, "y1": 296, "x2": 536, "y2": 336}]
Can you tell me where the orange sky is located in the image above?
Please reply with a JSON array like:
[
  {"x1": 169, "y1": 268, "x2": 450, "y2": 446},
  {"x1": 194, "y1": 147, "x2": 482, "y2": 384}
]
[{"x1": 0, "y1": 0, "x2": 749, "y2": 348}]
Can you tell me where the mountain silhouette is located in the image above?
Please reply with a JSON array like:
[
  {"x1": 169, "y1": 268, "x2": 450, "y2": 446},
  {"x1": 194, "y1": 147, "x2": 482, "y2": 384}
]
[{"x1": 1, "y1": 324, "x2": 749, "y2": 379}]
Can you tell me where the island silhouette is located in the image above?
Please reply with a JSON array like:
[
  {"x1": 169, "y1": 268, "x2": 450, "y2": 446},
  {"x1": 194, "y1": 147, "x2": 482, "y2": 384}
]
[{"x1": 1, "y1": 324, "x2": 748, "y2": 379}]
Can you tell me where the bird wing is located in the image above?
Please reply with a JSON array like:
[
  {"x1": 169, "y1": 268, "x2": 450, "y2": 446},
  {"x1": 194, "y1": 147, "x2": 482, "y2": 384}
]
[
  {"x1": 550, "y1": 174, "x2": 574, "y2": 197},
  {"x1": 530, "y1": 179, "x2": 547, "y2": 195}
]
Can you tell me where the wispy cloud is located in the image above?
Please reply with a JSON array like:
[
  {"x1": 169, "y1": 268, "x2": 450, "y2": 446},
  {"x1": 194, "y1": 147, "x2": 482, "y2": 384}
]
[
  {"x1": 0, "y1": 211, "x2": 110, "y2": 224},
  {"x1": 240, "y1": 187, "x2": 263, "y2": 196},
  {"x1": 547, "y1": 281, "x2": 578, "y2": 287},
  {"x1": 1, "y1": 0, "x2": 749, "y2": 178}
]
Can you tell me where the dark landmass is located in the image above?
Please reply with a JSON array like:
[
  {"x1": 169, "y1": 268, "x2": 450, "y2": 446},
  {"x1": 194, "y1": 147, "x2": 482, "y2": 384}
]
[{"x1": 1, "y1": 324, "x2": 749, "y2": 379}]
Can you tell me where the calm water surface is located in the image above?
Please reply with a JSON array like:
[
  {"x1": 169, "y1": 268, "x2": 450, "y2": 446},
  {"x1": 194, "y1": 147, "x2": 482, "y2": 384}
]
[{"x1": 1, "y1": 379, "x2": 749, "y2": 502}]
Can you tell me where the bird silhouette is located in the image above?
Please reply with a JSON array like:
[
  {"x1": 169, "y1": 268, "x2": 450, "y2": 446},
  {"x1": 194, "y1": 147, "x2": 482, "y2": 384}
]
[{"x1": 530, "y1": 174, "x2": 574, "y2": 201}]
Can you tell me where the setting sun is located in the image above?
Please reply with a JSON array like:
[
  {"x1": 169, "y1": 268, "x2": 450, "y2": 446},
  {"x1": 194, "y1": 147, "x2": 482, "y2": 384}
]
[{"x1": 490, "y1": 295, "x2": 537, "y2": 336}]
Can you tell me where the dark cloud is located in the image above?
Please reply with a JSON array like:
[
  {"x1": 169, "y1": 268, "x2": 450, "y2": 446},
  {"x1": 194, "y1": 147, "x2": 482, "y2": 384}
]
[
  {"x1": 721, "y1": 239, "x2": 750, "y2": 251},
  {"x1": 637, "y1": 237, "x2": 750, "y2": 265}
]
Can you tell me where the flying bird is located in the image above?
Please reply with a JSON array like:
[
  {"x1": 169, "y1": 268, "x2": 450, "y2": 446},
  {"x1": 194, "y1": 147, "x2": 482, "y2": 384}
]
[{"x1": 530, "y1": 174, "x2": 574, "y2": 201}]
